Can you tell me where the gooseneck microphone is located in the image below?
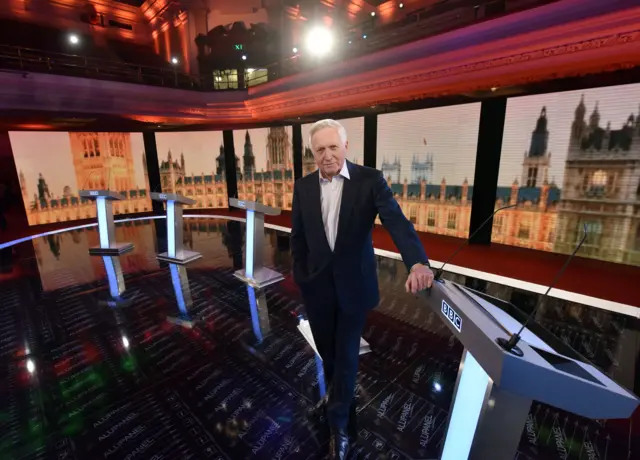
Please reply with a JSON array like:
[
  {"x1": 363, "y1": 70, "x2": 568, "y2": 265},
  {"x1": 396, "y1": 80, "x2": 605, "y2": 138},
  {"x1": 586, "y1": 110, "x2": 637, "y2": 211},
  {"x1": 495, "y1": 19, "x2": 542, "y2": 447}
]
[
  {"x1": 434, "y1": 204, "x2": 517, "y2": 281},
  {"x1": 497, "y1": 224, "x2": 588, "y2": 356}
]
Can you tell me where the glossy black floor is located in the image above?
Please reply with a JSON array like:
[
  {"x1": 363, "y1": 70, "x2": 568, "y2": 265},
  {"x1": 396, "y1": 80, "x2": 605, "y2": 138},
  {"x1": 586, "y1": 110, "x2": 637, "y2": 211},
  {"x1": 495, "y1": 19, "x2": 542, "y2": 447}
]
[{"x1": 0, "y1": 217, "x2": 638, "y2": 460}]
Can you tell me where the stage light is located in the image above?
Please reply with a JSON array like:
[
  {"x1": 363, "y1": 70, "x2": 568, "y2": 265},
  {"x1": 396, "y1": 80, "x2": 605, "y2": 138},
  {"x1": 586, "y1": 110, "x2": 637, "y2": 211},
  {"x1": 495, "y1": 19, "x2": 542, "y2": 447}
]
[
  {"x1": 363, "y1": 34, "x2": 367, "y2": 39},
  {"x1": 68, "y1": 34, "x2": 79, "y2": 45},
  {"x1": 247, "y1": 68, "x2": 255, "y2": 73},
  {"x1": 371, "y1": 11, "x2": 376, "y2": 17},
  {"x1": 27, "y1": 359, "x2": 35, "y2": 374},
  {"x1": 433, "y1": 381, "x2": 442, "y2": 392},
  {"x1": 241, "y1": 54, "x2": 247, "y2": 60},
  {"x1": 171, "y1": 57, "x2": 179, "y2": 64},
  {"x1": 399, "y1": 2, "x2": 404, "y2": 8},
  {"x1": 292, "y1": 47, "x2": 298, "y2": 53},
  {"x1": 122, "y1": 336, "x2": 130, "y2": 349},
  {"x1": 304, "y1": 26, "x2": 334, "y2": 57}
]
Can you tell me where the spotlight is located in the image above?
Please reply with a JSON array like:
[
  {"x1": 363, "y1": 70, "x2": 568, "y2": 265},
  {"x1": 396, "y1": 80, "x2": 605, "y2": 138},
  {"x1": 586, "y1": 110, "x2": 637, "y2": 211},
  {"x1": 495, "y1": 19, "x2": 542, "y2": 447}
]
[
  {"x1": 122, "y1": 336, "x2": 130, "y2": 349},
  {"x1": 27, "y1": 359, "x2": 35, "y2": 374},
  {"x1": 241, "y1": 55, "x2": 247, "y2": 60},
  {"x1": 304, "y1": 26, "x2": 334, "y2": 57},
  {"x1": 246, "y1": 68, "x2": 255, "y2": 73},
  {"x1": 399, "y1": 2, "x2": 404, "y2": 8},
  {"x1": 171, "y1": 57, "x2": 179, "y2": 64},
  {"x1": 371, "y1": 11, "x2": 376, "y2": 17},
  {"x1": 433, "y1": 381, "x2": 442, "y2": 392},
  {"x1": 292, "y1": 47, "x2": 298, "y2": 53},
  {"x1": 362, "y1": 34, "x2": 367, "y2": 39},
  {"x1": 68, "y1": 34, "x2": 79, "y2": 45}
]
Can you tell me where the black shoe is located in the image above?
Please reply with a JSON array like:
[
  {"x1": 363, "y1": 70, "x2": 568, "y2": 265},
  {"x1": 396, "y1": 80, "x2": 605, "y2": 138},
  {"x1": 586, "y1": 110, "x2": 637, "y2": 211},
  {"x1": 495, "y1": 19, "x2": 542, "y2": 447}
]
[{"x1": 329, "y1": 427, "x2": 350, "y2": 460}]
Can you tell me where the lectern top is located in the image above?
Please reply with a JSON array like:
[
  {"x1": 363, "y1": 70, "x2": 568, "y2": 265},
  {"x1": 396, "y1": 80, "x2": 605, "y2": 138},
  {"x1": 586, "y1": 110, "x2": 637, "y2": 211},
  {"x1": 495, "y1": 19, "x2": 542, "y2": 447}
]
[
  {"x1": 229, "y1": 198, "x2": 281, "y2": 216},
  {"x1": 423, "y1": 281, "x2": 639, "y2": 420},
  {"x1": 79, "y1": 190, "x2": 126, "y2": 201},
  {"x1": 150, "y1": 192, "x2": 196, "y2": 205}
]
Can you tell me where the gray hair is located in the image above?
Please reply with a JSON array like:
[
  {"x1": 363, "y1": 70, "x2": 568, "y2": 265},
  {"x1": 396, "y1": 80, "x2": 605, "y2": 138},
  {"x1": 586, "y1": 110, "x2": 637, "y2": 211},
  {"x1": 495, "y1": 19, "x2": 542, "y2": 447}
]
[{"x1": 308, "y1": 119, "x2": 348, "y2": 146}]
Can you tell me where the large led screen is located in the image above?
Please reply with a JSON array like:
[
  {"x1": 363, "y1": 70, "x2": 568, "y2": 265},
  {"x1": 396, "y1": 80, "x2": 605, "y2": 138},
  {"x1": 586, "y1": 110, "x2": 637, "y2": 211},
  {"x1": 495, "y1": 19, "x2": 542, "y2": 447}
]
[
  {"x1": 155, "y1": 131, "x2": 229, "y2": 209},
  {"x1": 10, "y1": 132, "x2": 151, "y2": 226},
  {"x1": 300, "y1": 117, "x2": 365, "y2": 176},
  {"x1": 233, "y1": 126, "x2": 294, "y2": 210},
  {"x1": 376, "y1": 103, "x2": 481, "y2": 238},
  {"x1": 494, "y1": 83, "x2": 640, "y2": 266}
]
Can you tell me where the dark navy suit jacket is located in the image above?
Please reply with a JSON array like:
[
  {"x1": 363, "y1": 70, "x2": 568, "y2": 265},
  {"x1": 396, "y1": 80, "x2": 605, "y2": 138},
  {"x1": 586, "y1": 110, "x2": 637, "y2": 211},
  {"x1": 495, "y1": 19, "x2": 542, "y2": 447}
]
[{"x1": 291, "y1": 161, "x2": 428, "y2": 312}]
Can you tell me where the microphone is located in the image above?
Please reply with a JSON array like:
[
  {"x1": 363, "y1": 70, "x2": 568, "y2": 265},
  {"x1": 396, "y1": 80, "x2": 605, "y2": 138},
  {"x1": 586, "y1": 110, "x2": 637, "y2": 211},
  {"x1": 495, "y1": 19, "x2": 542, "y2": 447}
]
[
  {"x1": 80, "y1": 171, "x2": 98, "y2": 192},
  {"x1": 497, "y1": 224, "x2": 588, "y2": 356},
  {"x1": 434, "y1": 204, "x2": 517, "y2": 281}
]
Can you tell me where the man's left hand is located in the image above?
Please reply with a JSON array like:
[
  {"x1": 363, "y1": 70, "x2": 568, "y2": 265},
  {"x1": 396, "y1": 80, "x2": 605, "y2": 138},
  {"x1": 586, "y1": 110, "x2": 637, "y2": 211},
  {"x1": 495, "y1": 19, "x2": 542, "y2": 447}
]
[{"x1": 405, "y1": 264, "x2": 434, "y2": 294}]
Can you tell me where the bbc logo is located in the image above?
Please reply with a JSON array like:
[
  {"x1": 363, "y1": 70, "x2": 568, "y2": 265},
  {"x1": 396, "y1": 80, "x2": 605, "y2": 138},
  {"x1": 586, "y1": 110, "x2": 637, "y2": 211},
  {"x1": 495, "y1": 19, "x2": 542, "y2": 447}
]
[{"x1": 441, "y1": 300, "x2": 462, "y2": 332}]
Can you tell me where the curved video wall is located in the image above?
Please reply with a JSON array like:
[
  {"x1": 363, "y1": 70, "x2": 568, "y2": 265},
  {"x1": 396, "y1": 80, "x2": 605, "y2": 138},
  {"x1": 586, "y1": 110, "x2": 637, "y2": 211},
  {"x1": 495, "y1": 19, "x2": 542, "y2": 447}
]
[
  {"x1": 233, "y1": 126, "x2": 294, "y2": 211},
  {"x1": 155, "y1": 131, "x2": 229, "y2": 209},
  {"x1": 300, "y1": 117, "x2": 365, "y2": 177},
  {"x1": 494, "y1": 83, "x2": 640, "y2": 266},
  {"x1": 9, "y1": 131, "x2": 151, "y2": 226},
  {"x1": 376, "y1": 103, "x2": 482, "y2": 238}
]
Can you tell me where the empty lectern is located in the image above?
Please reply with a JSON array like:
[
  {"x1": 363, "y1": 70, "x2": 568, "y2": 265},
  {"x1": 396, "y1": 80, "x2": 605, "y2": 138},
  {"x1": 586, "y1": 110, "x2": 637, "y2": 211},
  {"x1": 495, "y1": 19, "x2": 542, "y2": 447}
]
[
  {"x1": 80, "y1": 190, "x2": 133, "y2": 255},
  {"x1": 151, "y1": 192, "x2": 202, "y2": 264},
  {"x1": 422, "y1": 280, "x2": 639, "y2": 460},
  {"x1": 229, "y1": 198, "x2": 284, "y2": 288}
]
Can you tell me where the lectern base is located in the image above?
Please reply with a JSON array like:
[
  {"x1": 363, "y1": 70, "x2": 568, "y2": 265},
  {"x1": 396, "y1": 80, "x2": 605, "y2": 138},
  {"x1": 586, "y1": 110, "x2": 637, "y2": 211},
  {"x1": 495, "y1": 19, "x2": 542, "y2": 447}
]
[
  {"x1": 157, "y1": 250, "x2": 202, "y2": 264},
  {"x1": 234, "y1": 267, "x2": 284, "y2": 288},
  {"x1": 89, "y1": 243, "x2": 134, "y2": 256}
]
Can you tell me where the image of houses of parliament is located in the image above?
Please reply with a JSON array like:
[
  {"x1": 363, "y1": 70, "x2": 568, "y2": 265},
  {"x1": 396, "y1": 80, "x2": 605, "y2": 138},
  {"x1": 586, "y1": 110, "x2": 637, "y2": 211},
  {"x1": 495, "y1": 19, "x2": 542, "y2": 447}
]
[
  {"x1": 237, "y1": 128, "x2": 294, "y2": 210},
  {"x1": 159, "y1": 147, "x2": 228, "y2": 208},
  {"x1": 493, "y1": 97, "x2": 640, "y2": 266},
  {"x1": 18, "y1": 133, "x2": 151, "y2": 226},
  {"x1": 378, "y1": 140, "x2": 473, "y2": 239}
]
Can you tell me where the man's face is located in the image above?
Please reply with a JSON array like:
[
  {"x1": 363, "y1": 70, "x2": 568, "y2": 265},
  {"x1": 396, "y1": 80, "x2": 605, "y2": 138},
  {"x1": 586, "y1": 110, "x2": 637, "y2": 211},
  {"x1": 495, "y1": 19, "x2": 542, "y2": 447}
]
[{"x1": 311, "y1": 127, "x2": 348, "y2": 178}]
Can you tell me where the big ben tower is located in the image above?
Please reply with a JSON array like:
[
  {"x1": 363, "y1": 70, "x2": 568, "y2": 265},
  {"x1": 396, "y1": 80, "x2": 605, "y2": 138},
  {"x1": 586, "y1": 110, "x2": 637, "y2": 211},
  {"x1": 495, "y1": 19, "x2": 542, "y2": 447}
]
[
  {"x1": 521, "y1": 107, "x2": 551, "y2": 188},
  {"x1": 266, "y1": 127, "x2": 292, "y2": 171}
]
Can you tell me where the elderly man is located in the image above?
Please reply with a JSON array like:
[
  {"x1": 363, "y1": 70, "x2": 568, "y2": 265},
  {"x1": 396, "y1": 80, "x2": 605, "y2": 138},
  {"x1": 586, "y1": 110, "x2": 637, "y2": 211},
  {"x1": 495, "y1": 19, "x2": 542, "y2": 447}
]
[{"x1": 291, "y1": 119, "x2": 434, "y2": 459}]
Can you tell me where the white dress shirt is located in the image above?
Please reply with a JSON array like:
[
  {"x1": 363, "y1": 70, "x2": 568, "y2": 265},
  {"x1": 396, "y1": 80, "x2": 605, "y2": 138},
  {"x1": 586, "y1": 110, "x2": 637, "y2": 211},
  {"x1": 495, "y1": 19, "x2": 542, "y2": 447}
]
[{"x1": 319, "y1": 162, "x2": 350, "y2": 251}]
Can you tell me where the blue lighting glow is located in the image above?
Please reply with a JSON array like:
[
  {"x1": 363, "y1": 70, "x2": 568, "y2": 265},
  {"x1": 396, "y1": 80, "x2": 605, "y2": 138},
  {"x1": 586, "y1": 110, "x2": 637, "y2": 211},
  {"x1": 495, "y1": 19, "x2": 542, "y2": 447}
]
[
  {"x1": 170, "y1": 264, "x2": 188, "y2": 316},
  {"x1": 102, "y1": 256, "x2": 120, "y2": 299},
  {"x1": 167, "y1": 201, "x2": 176, "y2": 257},
  {"x1": 441, "y1": 351, "x2": 491, "y2": 460},
  {"x1": 247, "y1": 286, "x2": 262, "y2": 343},
  {"x1": 245, "y1": 209, "x2": 255, "y2": 278},
  {"x1": 96, "y1": 197, "x2": 110, "y2": 248},
  {"x1": 315, "y1": 353, "x2": 326, "y2": 398}
]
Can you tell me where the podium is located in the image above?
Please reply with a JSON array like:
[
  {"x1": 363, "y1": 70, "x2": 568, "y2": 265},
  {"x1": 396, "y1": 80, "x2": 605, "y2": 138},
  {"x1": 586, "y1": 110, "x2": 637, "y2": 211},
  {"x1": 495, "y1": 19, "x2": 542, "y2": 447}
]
[
  {"x1": 229, "y1": 198, "x2": 284, "y2": 288},
  {"x1": 80, "y1": 190, "x2": 133, "y2": 255},
  {"x1": 422, "y1": 280, "x2": 639, "y2": 460},
  {"x1": 151, "y1": 192, "x2": 202, "y2": 264}
]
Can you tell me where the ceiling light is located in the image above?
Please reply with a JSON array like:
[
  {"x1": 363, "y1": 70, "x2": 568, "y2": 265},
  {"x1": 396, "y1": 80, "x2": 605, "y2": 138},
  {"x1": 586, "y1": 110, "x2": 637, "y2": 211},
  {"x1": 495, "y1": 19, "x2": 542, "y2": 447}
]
[
  {"x1": 68, "y1": 34, "x2": 79, "y2": 45},
  {"x1": 304, "y1": 26, "x2": 334, "y2": 57}
]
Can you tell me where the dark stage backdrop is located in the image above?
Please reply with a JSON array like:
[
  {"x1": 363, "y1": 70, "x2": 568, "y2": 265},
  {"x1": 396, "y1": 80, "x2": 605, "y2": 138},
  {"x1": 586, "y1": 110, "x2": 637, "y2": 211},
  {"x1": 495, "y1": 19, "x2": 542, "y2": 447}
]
[
  {"x1": 9, "y1": 131, "x2": 151, "y2": 226},
  {"x1": 155, "y1": 131, "x2": 229, "y2": 209},
  {"x1": 300, "y1": 117, "x2": 365, "y2": 177},
  {"x1": 376, "y1": 103, "x2": 482, "y2": 238},
  {"x1": 232, "y1": 126, "x2": 294, "y2": 211},
  {"x1": 493, "y1": 83, "x2": 640, "y2": 267}
]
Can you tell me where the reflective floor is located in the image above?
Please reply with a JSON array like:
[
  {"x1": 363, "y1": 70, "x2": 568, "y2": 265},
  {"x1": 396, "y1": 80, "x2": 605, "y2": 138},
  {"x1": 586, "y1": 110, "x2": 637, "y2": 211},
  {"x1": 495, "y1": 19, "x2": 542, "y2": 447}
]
[{"x1": 0, "y1": 217, "x2": 638, "y2": 460}]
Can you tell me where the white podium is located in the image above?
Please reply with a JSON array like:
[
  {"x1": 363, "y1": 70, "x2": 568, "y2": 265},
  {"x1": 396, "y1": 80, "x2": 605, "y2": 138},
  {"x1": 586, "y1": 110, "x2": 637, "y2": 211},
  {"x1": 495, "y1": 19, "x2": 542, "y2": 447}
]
[
  {"x1": 151, "y1": 192, "x2": 202, "y2": 264},
  {"x1": 229, "y1": 198, "x2": 284, "y2": 288},
  {"x1": 80, "y1": 190, "x2": 133, "y2": 255},
  {"x1": 422, "y1": 280, "x2": 639, "y2": 460}
]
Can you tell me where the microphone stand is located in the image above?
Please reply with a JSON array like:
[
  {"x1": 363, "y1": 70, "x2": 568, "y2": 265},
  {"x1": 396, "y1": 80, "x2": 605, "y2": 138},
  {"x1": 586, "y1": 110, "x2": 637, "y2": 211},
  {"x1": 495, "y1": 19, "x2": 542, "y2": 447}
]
[
  {"x1": 434, "y1": 204, "x2": 517, "y2": 281},
  {"x1": 497, "y1": 224, "x2": 588, "y2": 356}
]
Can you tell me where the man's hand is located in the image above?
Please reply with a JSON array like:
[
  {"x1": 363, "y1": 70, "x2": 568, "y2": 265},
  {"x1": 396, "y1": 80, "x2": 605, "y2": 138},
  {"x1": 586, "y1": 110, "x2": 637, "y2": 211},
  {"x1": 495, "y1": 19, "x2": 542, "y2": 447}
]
[{"x1": 405, "y1": 263, "x2": 434, "y2": 294}]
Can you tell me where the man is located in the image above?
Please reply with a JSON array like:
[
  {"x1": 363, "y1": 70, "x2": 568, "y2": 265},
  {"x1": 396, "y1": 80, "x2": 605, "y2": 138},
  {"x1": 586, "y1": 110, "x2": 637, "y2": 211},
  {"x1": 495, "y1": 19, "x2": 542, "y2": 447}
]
[{"x1": 291, "y1": 119, "x2": 434, "y2": 459}]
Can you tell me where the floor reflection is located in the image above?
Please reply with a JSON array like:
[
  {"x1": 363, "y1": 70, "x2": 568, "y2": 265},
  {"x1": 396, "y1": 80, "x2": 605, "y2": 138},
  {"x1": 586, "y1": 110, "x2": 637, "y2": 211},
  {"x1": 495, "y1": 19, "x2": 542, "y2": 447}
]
[{"x1": 0, "y1": 217, "x2": 637, "y2": 459}]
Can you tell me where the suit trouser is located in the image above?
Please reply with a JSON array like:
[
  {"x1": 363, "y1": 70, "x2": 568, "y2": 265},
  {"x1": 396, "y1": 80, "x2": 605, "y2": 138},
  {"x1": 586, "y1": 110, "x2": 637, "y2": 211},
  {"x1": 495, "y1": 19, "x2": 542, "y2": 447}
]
[{"x1": 305, "y1": 279, "x2": 369, "y2": 430}]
